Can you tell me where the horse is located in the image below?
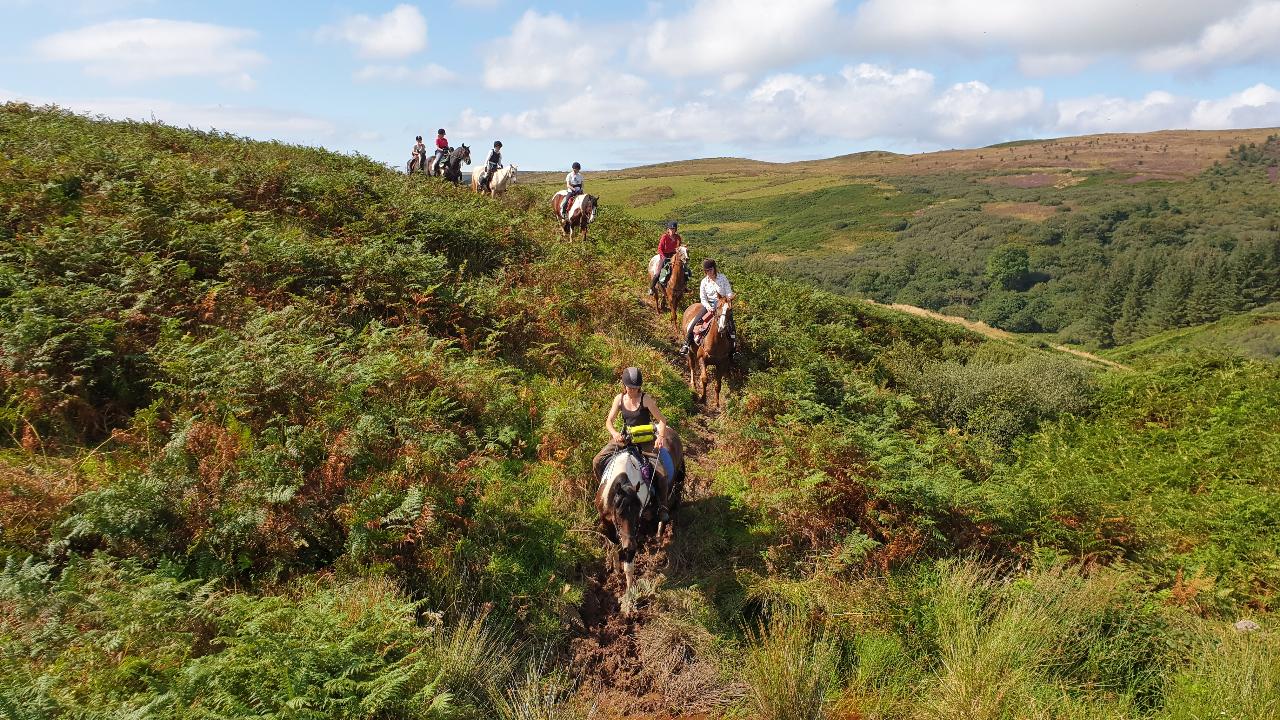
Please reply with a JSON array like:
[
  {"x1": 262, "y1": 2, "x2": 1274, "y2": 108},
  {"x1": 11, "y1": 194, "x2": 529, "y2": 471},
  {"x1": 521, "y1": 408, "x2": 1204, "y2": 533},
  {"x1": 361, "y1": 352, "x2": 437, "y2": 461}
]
[
  {"x1": 406, "y1": 151, "x2": 427, "y2": 174},
  {"x1": 595, "y1": 431, "x2": 685, "y2": 590},
  {"x1": 471, "y1": 164, "x2": 517, "y2": 196},
  {"x1": 649, "y1": 245, "x2": 689, "y2": 326},
  {"x1": 682, "y1": 295, "x2": 734, "y2": 408},
  {"x1": 551, "y1": 191, "x2": 597, "y2": 241},
  {"x1": 437, "y1": 144, "x2": 470, "y2": 184}
]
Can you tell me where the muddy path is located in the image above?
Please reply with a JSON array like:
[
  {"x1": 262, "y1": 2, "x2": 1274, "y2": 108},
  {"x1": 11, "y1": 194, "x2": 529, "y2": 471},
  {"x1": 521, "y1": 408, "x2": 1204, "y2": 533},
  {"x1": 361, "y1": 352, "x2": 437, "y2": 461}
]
[{"x1": 567, "y1": 294, "x2": 732, "y2": 718}]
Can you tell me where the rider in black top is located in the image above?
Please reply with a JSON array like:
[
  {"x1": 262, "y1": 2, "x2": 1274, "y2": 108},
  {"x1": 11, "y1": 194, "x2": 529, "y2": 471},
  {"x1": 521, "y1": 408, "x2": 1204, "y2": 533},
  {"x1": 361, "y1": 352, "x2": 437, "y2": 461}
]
[
  {"x1": 592, "y1": 367, "x2": 675, "y2": 521},
  {"x1": 480, "y1": 140, "x2": 503, "y2": 190}
]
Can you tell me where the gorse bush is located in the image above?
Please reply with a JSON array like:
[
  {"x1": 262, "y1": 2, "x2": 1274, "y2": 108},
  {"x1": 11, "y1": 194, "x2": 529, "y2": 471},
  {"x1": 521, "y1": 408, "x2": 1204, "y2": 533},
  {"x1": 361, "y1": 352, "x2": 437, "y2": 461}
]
[{"x1": 881, "y1": 344, "x2": 1097, "y2": 446}]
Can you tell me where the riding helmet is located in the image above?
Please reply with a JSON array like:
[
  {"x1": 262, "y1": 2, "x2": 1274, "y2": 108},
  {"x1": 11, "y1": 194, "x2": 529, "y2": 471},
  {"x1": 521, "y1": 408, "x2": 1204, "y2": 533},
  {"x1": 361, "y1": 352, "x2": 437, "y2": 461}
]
[
  {"x1": 666, "y1": 221, "x2": 677, "y2": 230},
  {"x1": 494, "y1": 140, "x2": 503, "y2": 148},
  {"x1": 437, "y1": 128, "x2": 446, "y2": 135},
  {"x1": 702, "y1": 258, "x2": 717, "y2": 272},
  {"x1": 621, "y1": 367, "x2": 643, "y2": 388},
  {"x1": 572, "y1": 162, "x2": 581, "y2": 170},
  {"x1": 415, "y1": 135, "x2": 422, "y2": 141}
]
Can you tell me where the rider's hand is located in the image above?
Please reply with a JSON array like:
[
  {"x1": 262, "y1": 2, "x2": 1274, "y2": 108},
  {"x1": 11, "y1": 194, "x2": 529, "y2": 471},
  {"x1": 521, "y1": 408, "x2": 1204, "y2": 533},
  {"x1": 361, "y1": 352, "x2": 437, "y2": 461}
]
[
  {"x1": 609, "y1": 429, "x2": 622, "y2": 444},
  {"x1": 654, "y1": 430, "x2": 665, "y2": 450}
]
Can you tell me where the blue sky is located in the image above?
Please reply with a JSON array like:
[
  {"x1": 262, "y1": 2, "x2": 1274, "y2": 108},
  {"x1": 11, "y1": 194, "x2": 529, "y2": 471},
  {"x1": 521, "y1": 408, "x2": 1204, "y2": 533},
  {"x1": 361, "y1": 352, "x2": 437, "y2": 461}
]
[{"x1": 3, "y1": 0, "x2": 1279, "y2": 170}]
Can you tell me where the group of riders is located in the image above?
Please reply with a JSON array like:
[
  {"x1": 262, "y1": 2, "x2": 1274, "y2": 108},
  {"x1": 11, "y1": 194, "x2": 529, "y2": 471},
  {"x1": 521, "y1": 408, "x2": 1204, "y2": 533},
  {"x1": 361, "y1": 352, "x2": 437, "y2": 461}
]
[
  {"x1": 416, "y1": 129, "x2": 735, "y2": 542},
  {"x1": 409, "y1": 129, "x2": 505, "y2": 192}
]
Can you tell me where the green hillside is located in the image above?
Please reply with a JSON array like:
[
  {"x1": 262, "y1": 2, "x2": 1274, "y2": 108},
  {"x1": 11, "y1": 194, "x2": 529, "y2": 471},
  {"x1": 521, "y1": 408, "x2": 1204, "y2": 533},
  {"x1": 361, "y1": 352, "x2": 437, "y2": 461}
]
[
  {"x1": 2, "y1": 105, "x2": 1278, "y2": 719},
  {"x1": 1104, "y1": 306, "x2": 1280, "y2": 362},
  {"x1": 530, "y1": 130, "x2": 1280, "y2": 353}
]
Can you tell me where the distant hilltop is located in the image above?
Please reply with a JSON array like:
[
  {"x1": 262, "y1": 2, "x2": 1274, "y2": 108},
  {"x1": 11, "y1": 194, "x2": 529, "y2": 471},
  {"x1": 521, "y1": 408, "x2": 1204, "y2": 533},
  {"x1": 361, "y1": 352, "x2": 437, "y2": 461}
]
[{"x1": 522, "y1": 127, "x2": 1280, "y2": 183}]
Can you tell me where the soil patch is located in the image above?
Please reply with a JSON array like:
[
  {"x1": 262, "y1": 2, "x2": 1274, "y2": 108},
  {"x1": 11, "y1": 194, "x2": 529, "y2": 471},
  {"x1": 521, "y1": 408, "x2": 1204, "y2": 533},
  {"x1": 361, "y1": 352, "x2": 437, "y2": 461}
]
[
  {"x1": 982, "y1": 202, "x2": 1059, "y2": 222},
  {"x1": 630, "y1": 185, "x2": 676, "y2": 207}
]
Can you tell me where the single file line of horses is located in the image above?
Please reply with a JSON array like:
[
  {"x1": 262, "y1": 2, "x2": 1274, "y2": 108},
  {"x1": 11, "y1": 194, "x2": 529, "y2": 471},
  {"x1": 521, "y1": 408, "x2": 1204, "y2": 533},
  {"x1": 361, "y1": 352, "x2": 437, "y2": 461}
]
[{"x1": 585, "y1": 206, "x2": 740, "y2": 595}]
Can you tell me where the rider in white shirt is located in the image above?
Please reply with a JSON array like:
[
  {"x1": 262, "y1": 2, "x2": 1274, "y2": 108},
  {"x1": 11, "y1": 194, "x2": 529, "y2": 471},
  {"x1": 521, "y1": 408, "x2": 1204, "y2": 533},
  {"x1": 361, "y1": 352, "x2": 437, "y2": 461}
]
[
  {"x1": 562, "y1": 162, "x2": 584, "y2": 216},
  {"x1": 682, "y1": 258, "x2": 737, "y2": 356}
]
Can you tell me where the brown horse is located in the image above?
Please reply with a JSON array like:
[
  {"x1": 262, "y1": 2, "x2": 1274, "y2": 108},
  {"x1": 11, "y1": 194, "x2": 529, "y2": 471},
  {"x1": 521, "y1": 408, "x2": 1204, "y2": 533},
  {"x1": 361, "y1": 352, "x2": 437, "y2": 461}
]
[
  {"x1": 651, "y1": 245, "x2": 689, "y2": 325},
  {"x1": 682, "y1": 296, "x2": 734, "y2": 408},
  {"x1": 595, "y1": 432, "x2": 685, "y2": 590},
  {"x1": 551, "y1": 191, "x2": 597, "y2": 241}
]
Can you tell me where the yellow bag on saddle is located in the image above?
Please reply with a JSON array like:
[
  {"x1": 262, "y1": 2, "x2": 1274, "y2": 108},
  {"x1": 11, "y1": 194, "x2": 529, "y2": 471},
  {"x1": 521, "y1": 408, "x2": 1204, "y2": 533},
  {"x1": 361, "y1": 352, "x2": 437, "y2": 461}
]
[{"x1": 625, "y1": 424, "x2": 656, "y2": 444}]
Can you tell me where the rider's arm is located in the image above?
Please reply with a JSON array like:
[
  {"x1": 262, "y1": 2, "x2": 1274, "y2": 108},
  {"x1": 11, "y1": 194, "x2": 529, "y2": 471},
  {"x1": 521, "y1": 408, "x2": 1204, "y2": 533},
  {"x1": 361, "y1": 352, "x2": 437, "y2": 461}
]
[
  {"x1": 644, "y1": 395, "x2": 668, "y2": 448},
  {"x1": 604, "y1": 395, "x2": 622, "y2": 442},
  {"x1": 719, "y1": 274, "x2": 734, "y2": 299}
]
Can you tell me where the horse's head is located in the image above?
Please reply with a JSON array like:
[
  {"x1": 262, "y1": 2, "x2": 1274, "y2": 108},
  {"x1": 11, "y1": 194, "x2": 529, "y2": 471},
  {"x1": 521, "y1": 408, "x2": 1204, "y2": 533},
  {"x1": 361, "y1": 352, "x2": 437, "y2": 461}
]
[
  {"x1": 676, "y1": 245, "x2": 688, "y2": 262},
  {"x1": 585, "y1": 195, "x2": 598, "y2": 223},
  {"x1": 459, "y1": 144, "x2": 471, "y2": 164},
  {"x1": 610, "y1": 478, "x2": 643, "y2": 569},
  {"x1": 715, "y1": 293, "x2": 733, "y2": 330}
]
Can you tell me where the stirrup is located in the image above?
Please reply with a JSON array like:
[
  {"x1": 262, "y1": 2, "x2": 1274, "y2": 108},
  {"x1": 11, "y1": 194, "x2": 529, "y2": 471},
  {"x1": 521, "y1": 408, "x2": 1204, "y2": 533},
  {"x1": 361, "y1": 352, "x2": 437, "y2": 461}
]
[{"x1": 679, "y1": 343, "x2": 691, "y2": 355}]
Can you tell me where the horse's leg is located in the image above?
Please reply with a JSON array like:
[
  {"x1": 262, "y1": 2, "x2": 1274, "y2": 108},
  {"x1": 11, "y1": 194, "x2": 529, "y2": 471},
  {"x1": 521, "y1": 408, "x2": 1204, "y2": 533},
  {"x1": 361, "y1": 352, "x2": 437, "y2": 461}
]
[
  {"x1": 715, "y1": 365, "x2": 724, "y2": 409},
  {"x1": 688, "y1": 351, "x2": 697, "y2": 388}
]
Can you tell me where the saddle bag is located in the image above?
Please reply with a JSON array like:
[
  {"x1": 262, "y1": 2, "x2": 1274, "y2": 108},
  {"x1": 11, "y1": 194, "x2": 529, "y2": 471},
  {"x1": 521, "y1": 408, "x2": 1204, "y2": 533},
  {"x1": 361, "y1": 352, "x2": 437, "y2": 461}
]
[{"x1": 625, "y1": 423, "x2": 656, "y2": 444}]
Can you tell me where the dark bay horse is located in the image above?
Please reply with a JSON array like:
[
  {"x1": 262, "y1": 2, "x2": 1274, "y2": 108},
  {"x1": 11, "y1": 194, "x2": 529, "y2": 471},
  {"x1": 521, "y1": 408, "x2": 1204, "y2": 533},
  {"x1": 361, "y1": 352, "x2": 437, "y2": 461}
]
[
  {"x1": 552, "y1": 192, "x2": 597, "y2": 241},
  {"x1": 438, "y1": 144, "x2": 470, "y2": 184},
  {"x1": 682, "y1": 295, "x2": 734, "y2": 408},
  {"x1": 595, "y1": 432, "x2": 685, "y2": 590}
]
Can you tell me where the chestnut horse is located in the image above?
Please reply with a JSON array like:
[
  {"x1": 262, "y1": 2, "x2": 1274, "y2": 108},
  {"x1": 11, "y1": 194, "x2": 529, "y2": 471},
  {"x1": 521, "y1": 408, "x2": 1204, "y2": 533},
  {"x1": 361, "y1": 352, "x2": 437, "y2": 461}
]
[
  {"x1": 650, "y1": 245, "x2": 689, "y2": 326},
  {"x1": 595, "y1": 433, "x2": 685, "y2": 590},
  {"x1": 681, "y1": 295, "x2": 734, "y2": 408}
]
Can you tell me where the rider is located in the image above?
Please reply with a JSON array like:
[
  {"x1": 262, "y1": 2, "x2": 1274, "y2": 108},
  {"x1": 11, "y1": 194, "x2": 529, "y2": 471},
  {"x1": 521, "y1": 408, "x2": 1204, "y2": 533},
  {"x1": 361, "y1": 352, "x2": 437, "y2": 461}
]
[
  {"x1": 480, "y1": 140, "x2": 503, "y2": 191},
  {"x1": 649, "y1": 221, "x2": 683, "y2": 297},
  {"x1": 411, "y1": 135, "x2": 427, "y2": 171},
  {"x1": 681, "y1": 258, "x2": 737, "y2": 357},
  {"x1": 561, "y1": 162, "x2": 583, "y2": 217},
  {"x1": 433, "y1": 128, "x2": 449, "y2": 171},
  {"x1": 592, "y1": 367, "x2": 676, "y2": 523}
]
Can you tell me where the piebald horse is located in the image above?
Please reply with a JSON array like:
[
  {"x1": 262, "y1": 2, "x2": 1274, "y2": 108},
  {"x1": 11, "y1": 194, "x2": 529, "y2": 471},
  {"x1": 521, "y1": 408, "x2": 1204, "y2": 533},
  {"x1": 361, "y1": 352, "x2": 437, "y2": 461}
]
[
  {"x1": 595, "y1": 432, "x2": 685, "y2": 590},
  {"x1": 551, "y1": 191, "x2": 598, "y2": 241},
  {"x1": 682, "y1": 295, "x2": 734, "y2": 408},
  {"x1": 471, "y1": 164, "x2": 518, "y2": 196},
  {"x1": 648, "y1": 245, "x2": 689, "y2": 328}
]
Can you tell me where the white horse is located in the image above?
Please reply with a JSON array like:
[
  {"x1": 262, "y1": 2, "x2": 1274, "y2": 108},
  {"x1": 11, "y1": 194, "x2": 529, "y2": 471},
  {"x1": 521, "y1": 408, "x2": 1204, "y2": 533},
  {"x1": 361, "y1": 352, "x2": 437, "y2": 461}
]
[{"x1": 471, "y1": 164, "x2": 518, "y2": 196}]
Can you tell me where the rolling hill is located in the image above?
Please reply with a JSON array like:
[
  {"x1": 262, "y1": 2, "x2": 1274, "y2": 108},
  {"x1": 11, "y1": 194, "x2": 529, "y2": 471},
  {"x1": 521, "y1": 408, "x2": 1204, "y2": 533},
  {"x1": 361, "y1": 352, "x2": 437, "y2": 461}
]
[
  {"x1": 2, "y1": 104, "x2": 1278, "y2": 719},
  {"x1": 526, "y1": 127, "x2": 1280, "y2": 353}
]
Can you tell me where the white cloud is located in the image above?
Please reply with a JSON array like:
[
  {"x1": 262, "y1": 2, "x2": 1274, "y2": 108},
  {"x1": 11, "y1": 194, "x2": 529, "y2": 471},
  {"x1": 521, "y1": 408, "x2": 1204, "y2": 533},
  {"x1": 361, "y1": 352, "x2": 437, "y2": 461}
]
[
  {"x1": 318, "y1": 4, "x2": 427, "y2": 59},
  {"x1": 354, "y1": 63, "x2": 457, "y2": 85},
  {"x1": 642, "y1": 0, "x2": 841, "y2": 77},
  {"x1": 482, "y1": 10, "x2": 614, "y2": 90},
  {"x1": 1139, "y1": 1, "x2": 1280, "y2": 72},
  {"x1": 1189, "y1": 83, "x2": 1280, "y2": 128},
  {"x1": 0, "y1": 89, "x2": 336, "y2": 142},
  {"x1": 458, "y1": 63, "x2": 1048, "y2": 149},
  {"x1": 852, "y1": 0, "x2": 1260, "y2": 76},
  {"x1": 1056, "y1": 91, "x2": 1191, "y2": 135},
  {"x1": 931, "y1": 81, "x2": 1047, "y2": 142},
  {"x1": 1017, "y1": 53, "x2": 1096, "y2": 77},
  {"x1": 32, "y1": 19, "x2": 264, "y2": 86},
  {"x1": 1055, "y1": 84, "x2": 1280, "y2": 134}
]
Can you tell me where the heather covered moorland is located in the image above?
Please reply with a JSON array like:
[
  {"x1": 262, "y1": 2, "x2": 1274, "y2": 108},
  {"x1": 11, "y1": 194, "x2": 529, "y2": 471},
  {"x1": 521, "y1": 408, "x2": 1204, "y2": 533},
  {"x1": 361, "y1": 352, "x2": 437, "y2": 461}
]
[{"x1": 2, "y1": 105, "x2": 1277, "y2": 719}]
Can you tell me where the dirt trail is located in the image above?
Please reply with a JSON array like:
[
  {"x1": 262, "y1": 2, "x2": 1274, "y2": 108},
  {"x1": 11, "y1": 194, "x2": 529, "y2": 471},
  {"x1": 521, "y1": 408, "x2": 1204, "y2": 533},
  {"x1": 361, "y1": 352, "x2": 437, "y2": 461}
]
[
  {"x1": 567, "y1": 296, "x2": 727, "y2": 718},
  {"x1": 864, "y1": 299, "x2": 1129, "y2": 370}
]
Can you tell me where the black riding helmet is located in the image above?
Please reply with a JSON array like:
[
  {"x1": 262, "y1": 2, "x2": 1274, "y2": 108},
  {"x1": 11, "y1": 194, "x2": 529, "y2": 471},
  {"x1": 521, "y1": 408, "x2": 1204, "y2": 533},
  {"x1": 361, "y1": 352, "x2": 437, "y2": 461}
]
[
  {"x1": 666, "y1": 221, "x2": 677, "y2": 230},
  {"x1": 621, "y1": 367, "x2": 643, "y2": 389},
  {"x1": 415, "y1": 135, "x2": 422, "y2": 141},
  {"x1": 572, "y1": 162, "x2": 581, "y2": 170},
  {"x1": 437, "y1": 128, "x2": 446, "y2": 135},
  {"x1": 493, "y1": 140, "x2": 503, "y2": 148}
]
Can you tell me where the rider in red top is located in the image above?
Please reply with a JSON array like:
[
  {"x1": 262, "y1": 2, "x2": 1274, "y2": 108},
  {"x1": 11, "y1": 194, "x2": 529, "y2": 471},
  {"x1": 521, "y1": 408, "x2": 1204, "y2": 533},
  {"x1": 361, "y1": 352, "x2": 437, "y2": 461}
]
[
  {"x1": 432, "y1": 128, "x2": 449, "y2": 171},
  {"x1": 650, "y1": 221, "x2": 684, "y2": 296}
]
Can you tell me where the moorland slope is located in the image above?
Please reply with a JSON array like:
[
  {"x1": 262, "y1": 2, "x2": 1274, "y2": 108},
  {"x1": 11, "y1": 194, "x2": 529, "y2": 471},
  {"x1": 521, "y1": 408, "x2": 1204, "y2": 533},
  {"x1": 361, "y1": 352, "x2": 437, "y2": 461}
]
[{"x1": 2, "y1": 105, "x2": 1277, "y2": 719}]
